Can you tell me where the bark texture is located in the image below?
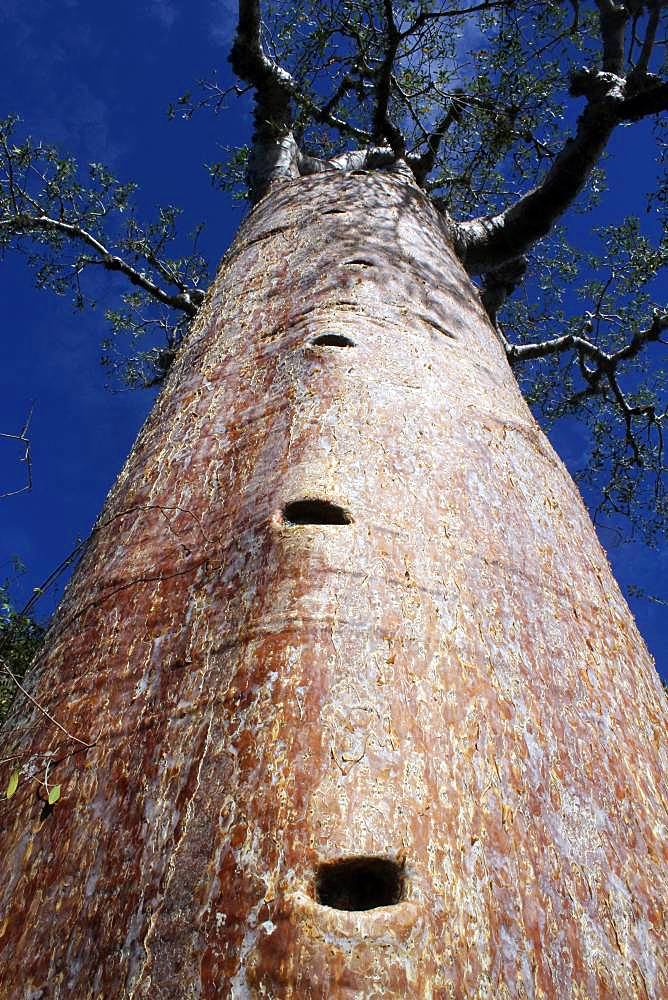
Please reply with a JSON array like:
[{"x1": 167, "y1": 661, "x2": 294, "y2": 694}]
[{"x1": 1, "y1": 171, "x2": 666, "y2": 999}]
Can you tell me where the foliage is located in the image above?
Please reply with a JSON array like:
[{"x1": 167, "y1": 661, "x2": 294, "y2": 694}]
[
  {"x1": 505, "y1": 218, "x2": 667, "y2": 542},
  {"x1": 0, "y1": 115, "x2": 208, "y2": 387},
  {"x1": 260, "y1": 0, "x2": 579, "y2": 210},
  {"x1": 0, "y1": 583, "x2": 45, "y2": 725}
]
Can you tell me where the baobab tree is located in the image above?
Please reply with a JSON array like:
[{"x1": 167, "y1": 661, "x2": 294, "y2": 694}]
[{"x1": 1, "y1": 1, "x2": 667, "y2": 997}]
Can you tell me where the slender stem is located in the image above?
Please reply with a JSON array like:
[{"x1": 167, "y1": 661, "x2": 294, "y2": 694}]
[
  {"x1": 0, "y1": 659, "x2": 96, "y2": 749},
  {"x1": 1, "y1": 213, "x2": 200, "y2": 315}
]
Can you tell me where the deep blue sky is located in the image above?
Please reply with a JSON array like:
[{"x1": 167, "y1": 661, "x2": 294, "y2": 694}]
[{"x1": 1, "y1": 1, "x2": 666, "y2": 679}]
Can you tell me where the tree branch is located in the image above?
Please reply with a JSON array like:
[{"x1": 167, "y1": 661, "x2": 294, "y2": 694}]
[
  {"x1": 0, "y1": 406, "x2": 33, "y2": 500},
  {"x1": 480, "y1": 256, "x2": 527, "y2": 326},
  {"x1": 456, "y1": 55, "x2": 668, "y2": 273},
  {"x1": 595, "y1": 0, "x2": 628, "y2": 74},
  {"x1": 506, "y1": 309, "x2": 667, "y2": 365},
  {"x1": 634, "y1": 0, "x2": 662, "y2": 76},
  {"x1": 400, "y1": 0, "x2": 514, "y2": 38},
  {"x1": 508, "y1": 309, "x2": 667, "y2": 466},
  {"x1": 1, "y1": 213, "x2": 203, "y2": 315},
  {"x1": 508, "y1": 330, "x2": 605, "y2": 365},
  {"x1": 620, "y1": 77, "x2": 668, "y2": 119},
  {"x1": 0, "y1": 658, "x2": 96, "y2": 749},
  {"x1": 372, "y1": 0, "x2": 405, "y2": 155},
  {"x1": 230, "y1": 0, "x2": 294, "y2": 139},
  {"x1": 230, "y1": 0, "x2": 374, "y2": 199},
  {"x1": 412, "y1": 98, "x2": 464, "y2": 183},
  {"x1": 456, "y1": 90, "x2": 619, "y2": 272}
]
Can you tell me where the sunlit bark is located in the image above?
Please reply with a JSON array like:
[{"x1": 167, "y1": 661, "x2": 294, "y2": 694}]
[{"x1": 1, "y1": 171, "x2": 666, "y2": 998}]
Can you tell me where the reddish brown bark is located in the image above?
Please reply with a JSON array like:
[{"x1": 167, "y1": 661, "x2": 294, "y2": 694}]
[{"x1": 1, "y1": 171, "x2": 666, "y2": 998}]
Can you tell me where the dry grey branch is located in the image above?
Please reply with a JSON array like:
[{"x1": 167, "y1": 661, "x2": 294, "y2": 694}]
[{"x1": 0, "y1": 407, "x2": 33, "y2": 500}]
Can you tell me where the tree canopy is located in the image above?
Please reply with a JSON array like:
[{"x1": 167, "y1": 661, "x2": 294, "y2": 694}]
[{"x1": 1, "y1": 1, "x2": 666, "y2": 538}]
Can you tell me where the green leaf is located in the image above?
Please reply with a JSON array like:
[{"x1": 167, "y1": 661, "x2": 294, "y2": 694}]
[
  {"x1": 6, "y1": 770, "x2": 19, "y2": 799},
  {"x1": 48, "y1": 784, "x2": 61, "y2": 805}
]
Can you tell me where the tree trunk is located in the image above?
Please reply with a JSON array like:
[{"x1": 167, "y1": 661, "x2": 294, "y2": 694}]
[{"x1": 1, "y1": 171, "x2": 666, "y2": 1000}]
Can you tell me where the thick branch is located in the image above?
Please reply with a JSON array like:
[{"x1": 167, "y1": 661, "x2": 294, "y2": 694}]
[
  {"x1": 231, "y1": 0, "x2": 378, "y2": 200},
  {"x1": 456, "y1": 56, "x2": 668, "y2": 274},
  {"x1": 372, "y1": 1, "x2": 405, "y2": 155},
  {"x1": 621, "y1": 77, "x2": 668, "y2": 119},
  {"x1": 456, "y1": 91, "x2": 619, "y2": 272},
  {"x1": 326, "y1": 146, "x2": 405, "y2": 172},
  {"x1": 271, "y1": 137, "x2": 413, "y2": 182},
  {"x1": 595, "y1": 1, "x2": 628, "y2": 74},
  {"x1": 480, "y1": 257, "x2": 527, "y2": 326},
  {"x1": 411, "y1": 97, "x2": 463, "y2": 183},
  {"x1": 230, "y1": 0, "x2": 293, "y2": 141}
]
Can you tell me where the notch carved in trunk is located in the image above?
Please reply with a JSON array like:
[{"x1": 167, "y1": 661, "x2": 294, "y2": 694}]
[
  {"x1": 282, "y1": 499, "x2": 353, "y2": 525},
  {"x1": 309, "y1": 333, "x2": 356, "y2": 348},
  {"x1": 315, "y1": 857, "x2": 405, "y2": 911}
]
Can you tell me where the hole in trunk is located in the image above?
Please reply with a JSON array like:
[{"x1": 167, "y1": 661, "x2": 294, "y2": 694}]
[
  {"x1": 316, "y1": 857, "x2": 404, "y2": 911},
  {"x1": 309, "y1": 333, "x2": 356, "y2": 348},
  {"x1": 282, "y1": 499, "x2": 352, "y2": 525}
]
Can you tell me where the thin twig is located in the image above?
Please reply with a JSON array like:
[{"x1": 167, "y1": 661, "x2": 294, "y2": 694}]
[
  {"x1": 0, "y1": 658, "x2": 96, "y2": 749},
  {"x1": 0, "y1": 404, "x2": 34, "y2": 499}
]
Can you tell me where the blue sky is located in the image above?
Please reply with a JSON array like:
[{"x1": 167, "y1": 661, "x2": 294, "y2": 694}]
[{"x1": 1, "y1": 1, "x2": 666, "y2": 679}]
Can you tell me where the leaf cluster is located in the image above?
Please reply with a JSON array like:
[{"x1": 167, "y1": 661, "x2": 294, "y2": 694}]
[{"x1": 0, "y1": 584, "x2": 45, "y2": 726}]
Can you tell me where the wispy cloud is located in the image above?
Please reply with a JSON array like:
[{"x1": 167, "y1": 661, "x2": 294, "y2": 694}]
[{"x1": 146, "y1": 0, "x2": 179, "y2": 31}]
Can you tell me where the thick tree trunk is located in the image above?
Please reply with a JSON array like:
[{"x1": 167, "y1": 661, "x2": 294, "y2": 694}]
[{"x1": 1, "y1": 171, "x2": 666, "y2": 999}]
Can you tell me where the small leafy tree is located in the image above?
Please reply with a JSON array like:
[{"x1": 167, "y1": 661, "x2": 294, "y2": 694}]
[{"x1": 0, "y1": 584, "x2": 44, "y2": 725}]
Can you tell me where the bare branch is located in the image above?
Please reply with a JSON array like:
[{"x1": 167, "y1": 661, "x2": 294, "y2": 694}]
[
  {"x1": 0, "y1": 658, "x2": 97, "y2": 748},
  {"x1": 508, "y1": 309, "x2": 667, "y2": 470},
  {"x1": 0, "y1": 406, "x2": 33, "y2": 500}
]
